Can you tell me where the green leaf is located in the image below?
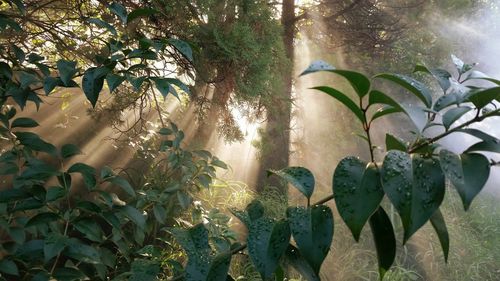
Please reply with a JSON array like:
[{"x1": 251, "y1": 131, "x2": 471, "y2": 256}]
[
  {"x1": 177, "y1": 190, "x2": 192, "y2": 209},
  {"x1": 53, "y1": 267, "x2": 86, "y2": 281},
  {"x1": 467, "y1": 87, "x2": 500, "y2": 108},
  {"x1": 14, "y1": 131, "x2": 57, "y2": 155},
  {"x1": 368, "y1": 90, "x2": 402, "y2": 110},
  {"x1": 369, "y1": 207, "x2": 396, "y2": 280},
  {"x1": 286, "y1": 205, "x2": 333, "y2": 274},
  {"x1": 61, "y1": 144, "x2": 81, "y2": 159},
  {"x1": 371, "y1": 106, "x2": 401, "y2": 121},
  {"x1": 74, "y1": 218, "x2": 104, "y2": 242},
  {"x1": 120, "y1": 205, "x2": 146, "y2": 229},
  {"x1": 385, "y1": 134, "x2": 407, "y2": 151},
  {"x1": 414, "y1": 64, "x2": 451, "y2": 92},
  {"x1": 109, "y1": 2, "x2": 128, "y2": 23},
  {"x1": 67, "y1": 162, "x2": 96, "y2": 189},
  {"x1": 130, "y1": 259, "x2": 161, "y2": 281},
  {"x1": 433, "y1": 93, "x2": 462, "y2": 111},
  {"x1": 9, "y1": 0, "x2": 26, "y2": 14},
  {"x1": 171, "y1": 224, "x2": 212, "y2": 280},
  {"x1": 153, "y1": 78, "x2": 178, "y2": 99},
  {"x1": 43, "y1": 76, "x2": 62, "y2": 95},
  {"x1": 311, "y1": 86, "x2": 365, "y2": 123},
  {"x1": 465, "y1": 140, "x2": 500, "y2": 153},
  {"x1": 128, "y1": 75, "x2": 147, "y2": 91},
  {"x1": 430, "y1": 209, "x2": 449, "y2": 262},
  {"x1": 333, "y1": 158, "x2": 383, "y2": 241},
  {"x1": 375, "y1": 73, "x2": 432, "y2": 108},
  {"x1": 0, "y1": 259, "x2": 19, "y2": 276},
  {"x1": 439, "y1": 150, "x2": 490, "y2": 210},
  {"x1": 246, "y1": 200, "x2": 264, "y2": 221},
  {"x1": 109, "y1": 176, "x2": 136, "y2": 197},
  {"x1": 19, "y1": 72, "x2": 39, "y2": 88},
  {"x1": 465, "y1": 70, "x2": 500, "y2": 85},
  {"x1": 46, "y1": 186, "x2": 66, "y2": 201},
  {"x1": 247, "y1": 218, "x2": 290, "y2": 280},
  {"x1": 87, "y1": 18, "x2": 117, "y2": 35},
  {"x1": 56, "y1": 60, "x2": 78, "y2": 86},
  {"x1": 283, "y1": 245, "x2": 320, "y2": 281},
  {"x1": 11, "y1": 117, "x2": 38, "y2": 128},
  {"x1": 381, "y1": 151, "x2": 445, "y2": 242},
  {"x1": 300, "y1": 60, "x2": 335, "y2": 76},
  {"x1": 442, "y1": 106, "x2": 471, "y2": 130},
  {"x1": 127, "y1": 8, "x2": 158, "y2": 23},
  {"x1": 65, "y1": 239, "x2": 101, "y2": 264},
  {"x1": 451, "y1": 54, "x2": 464, "y2": 73},
  {"x1": 0, "y1": 188, "x2": 29, "y2": 203},
  {"x1": 106, "y1": 73, "x2": 126, "y2": 93},
  {"x1": 44, "y1": 233, "x2": 67, "y2": 262},
  {"x1": 12, "y1": 45, "x2": 25, "y2": 63},
  {"x1": 267, "y1": 167, "x2": 314, "y2": 199},
  {"x1": 455, "y1": 128, "x2": 499, "y2": 142},
  {"x1": 153, "y1": 204, "x2": 166, "y2": 223},
  {"x1": 25, "y1": 212, "x2": 60, "y2": 228},
  {"x1": 0, "y1": 15, "x2": 22, "y2": 31},
  {"x1": 169, "y1": 38, "x2": 193, "y2": 62},
  {"x1": 82, "y1": 67, "x2": 106, "y2": 107}
]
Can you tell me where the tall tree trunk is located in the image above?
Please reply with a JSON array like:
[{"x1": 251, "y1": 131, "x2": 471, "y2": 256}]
[{"x1": 257, "y1": 0, "x2": 295, "y2": 192}]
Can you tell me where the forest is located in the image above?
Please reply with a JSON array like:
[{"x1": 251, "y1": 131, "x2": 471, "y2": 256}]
[{"x1": 0, "y1": 0, "x2": 500, "y2": 280}]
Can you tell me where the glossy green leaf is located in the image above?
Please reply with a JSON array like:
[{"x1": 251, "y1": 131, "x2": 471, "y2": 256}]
[
  {"x1": 414, "y1": 64, "x2": 451, "y2": 92},
  {"x1": 0, "y1": 259, "x2": 19, "y2": 276},
  {"x1": 300, "y1": 60, "x2": 335, "y2": 76},
  {"x1": 439, "y1": 150, "x2": 490, "y2": 210},
  {"x1": 68, "y1": 162, "x2": 96, "y2": 189},
  {"x1": 106, "y1": 73, "x2": 126, "y2": 93},
  {"x1": 375, "y1": 73, "x2": 432, "y2": 108},
  {"x1": 82, "y1": 67, "x2": 106, "y2": 107},
  {"x1": 87, "y1": 18, "x2": 117, "y2": 35},
  {"x1": 368, "y1": 90, "x2": 402, "y2": 109},
  {"x1": 465, "y1": 70, "x2": 500, "y2": 85},
  {"x1": 14, "y1": 131, "x2": 57, "y2": 155},
  {"x1": 283, "y1": 245, "x2": 320, "y2": 281},
  {"x1": 56, "y1": 60, "x2": 78, "y2": 86},
  {"x1": 371, "y1": 106, "x2": 401, "y2": 121},
  {"x1": 456, "y1": 128, "x2": 499, "y2": 142},
  {"x1": 246, "y1": 200, "x2": 264, "y2": 221},
  {"x1": 267, "y1": 167, "x2": 315, "y2": 199},
  {"x1": 442, "y1": 106, "x2": 471, "y2": 130},
  {"x1": 65, "y1": 240, "x2": 101, "y2": 264},
  {"x1": 120, "y1": 205, "x2": 146, "y2": 229},
  {"x1": 333, "y1": 158, "x2": 383, "y2": 241},
  {"x1": 53, "y1": 267, "x2": 86, "y2": 281},
  {"x1": 430, "y1": 209, "x2": 449, "y2": 262},
  {"x1": 74, "y1": 218, "x2": 104, "y2": 242},
  {"x1": 467, "y1": 87, "x2": 500, "y2": 108},
  {"x1": 153, "y1": 77, "x2": 178, "y2": 99},
  {"x1": 433, "y1": 93, "x2": 462, "y2": 111},
  {"x1": 12, "y1": 45, "x2": 25, "y2": 63},
  {"x1": 465, "y1": 140, "x2": 500, "y2": 153},
  {"x1": 385, "y1": 133, "x2": 407, "y2": 151},
  {"x1": 311, "y1": 86, "x2": 365, "y2": 123},
  {"x1": 247, "y1": 218, "x2": 291, "y2": 280},
  {"x1": 128, "y1": 75, "x2": 147, "y2": 91},
  {"x1": 11, "y1": 117, "x2": 38, "y2": 128},
  {"x1": 286, "y1": 205, "x2": 333, "y2": 274},
  {"x1": 130, "y1": 259, "x2": 161, "y2": 281},
  {"x1": 46, "y1": 186, "x2": 66, "y2": 202},
  {"x1": 381, "y1": 151, "x2": 445, "y2": 242},
  {"x1": 369, "y1": 207, "x2": 396, "y2": 280}
]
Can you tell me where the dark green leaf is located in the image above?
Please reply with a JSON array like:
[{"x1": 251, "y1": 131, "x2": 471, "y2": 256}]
[
  {"x1": 0, "y1": 259, "x2": 19, "y2": 276},
  {"x1": 369, "y1": 207, "x2": 396, "y2": 280},
  {"x1": 311, "y1": 86, "x2": 365, "y2": 123},
  {"x1": 86, "y1": 18, "x2": 117, "y2": 35},
  {"x1": 247, "y1": 218, "x2": 290, "y2": 280},
  {"x1": 46, "y1": 186, "x2": 66, "y2": 201},
  {"x1": 65, "y1": 239, "x2": 101, "y2": 264},
  {"x1": 385, "y1": 134, "x2": 407, "y2": 151},
  {"x1": 11, "y1": 117, "x2": 38, "y2": 128},
  {"x1": 333, "y1": 158, "x2": 383, "y2": 241},
  {"x1": 130, "y1": 259, "x2": 160, "y2": 281},
  {"x1": 267, "y1": 167, "x2": 315, "y2": 199},
  {"x1": 414, "y1": 64, "x2": 451, "y2": 92},
  {"x1": 109, "y1": 2, "x2": 128, "y2": 23},
  {"x1": 127, "y1": 8, "x2": 158, "y2": 23},
  {"x1": 128, "y1": 75, "x2": 147, "y2": 91},
  {"x1": 12, "y1": 45, "x2": 25, "y2": 63},
  {"x1": 67, "y1": 162, "x2": 96, "y2": 189},
  {"x1": 26, "y1": 212, "x2": 60, "y2": 228},
  {"x1": 44, "y1": 233, "x2": 67, "y2": 262},
  {"x1": 467, "y1": 87, "x2": 500, "y2": 108},
  {"x1": 74, "y1": 218, "x2": 104, "y2": 242},
  {"x1": 106, "y1": 73, "x2": 126, "y2": 93},
  {"x1": 120, "y1": 205, "x2": 146, "y2": 229},
  {"x1": 286, "y1": 205, "x2": 333, "y2": 274},
  {"x1": 246, "y1": 200, "x2": 264, "y2": 221},
  {"x1": 442, "y1": 106, "x2": 471, "y2": 130},
  {"x1": 381, "y1": 151, "x2": 445, "y2": 242},
  {"x1": 375, "y1": 73, "x2": 432, "y2": 108},
  {"x1": 465, "y1": 140, "x2": 500, "y2": 153},
  {"x1": 0, "y1": 188, "x2": 29, "y2": 203},
  {"x1": 169, "y1": 38, "x2": 193, "y2": 62},
  {"x1": 61, "y1": 144, "x2": 81, "y2": 159},
  {"x1": 43, "y1": 76, "x2": 62, "y2": 95},
  {"x1": 56, "y1": 60, "x2": 78, "y2": 86},
  {"x1": 439, "y1": 150, "x2": 490, "y2": 210},
  {"x1": 433, "y1": 93, "x2": 462, "y2": 111},
  {"x1": 466, "y1": 70, "x2": 500, "y2": 85},
  {"x1": 153, "y1": 204, "x2": 166, "y2": 223},
  {"x1": 82, "y1": 67, "x2": 106, "y2": 107},
  {"x1": 430, "y1": 209, "x2": 449, "y2": 262},
  {"x1": 109, "y1": 176, "x2": 136, "y2": 197},
  {"x1": 14, "y1": 131, "x2": 57, "y2": 155},
  {"x1": 371, "y1": 106, "x2": 401, "y2": 121},
  {"x1": 53, "y1": 267, "x2": 86, "y2": 281},
  {"x1": 283, "y1": 245, "x2": 320, "y2": 281},
  {"x1": 300, "y1": 60, "x2": 335, "y2": 76},
  {"x1": 153, "y1": 78, "x2": 176, "y2": 99}
]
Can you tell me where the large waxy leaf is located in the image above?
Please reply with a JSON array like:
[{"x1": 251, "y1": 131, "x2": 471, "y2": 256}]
[
  {"x1": 82, "y1": 67, "x2": 106, "y2": 107},
  {"x1": 381, "y1": 151, "x2": 445, "y2": 242},
  {"x1": 286, "y1": 205, "x2": 333, "y2": 274},
  {"x1": 172, "y1": 224, "x2": 231, "y2": 281},
  {"x1": 467, "y1": 87, "x2": 500, "y2": 108},
  {"x1": 311, "y1": 86, "x2": 364, "y2": 123},
  {"x1": 267, "y1": 167, "x2": 315, "y2": 199},
  {"x1": 283, "y1": 245, "x2": 320, "y2": 281},
  {"x1": 300, "y1": 61, "x2": 370, "y2": 98},
  {"x1": 369, "y1": 207, "x2": 396, "y2": 280},
  {"x1": 333, "y1": 157, "x2": 383, "y2": 241},
  {"x1": 56, "y1": 60, "x2": 77, "y2": 86},
  {"x1": 375, "y1": 73, "x2": 432, "y2": 108},
  {"x1": 247, "y1": 218, "x2": 291, "y2": 280},
  {"x1": 430, "y1": 209, "x2": 449, "y2": 262},
  {"x1": 439, "y1": 150, "x2": 490, "y2": 210},
  {"x1": 442, "y1": 106, "x2": 471, "y2": 130},
  {"x1": 414, "y1": 64, "x2": 452, "y2": 92},
  {"x1": 0, "y1": 259, "x2": 19, "y2": 276}
]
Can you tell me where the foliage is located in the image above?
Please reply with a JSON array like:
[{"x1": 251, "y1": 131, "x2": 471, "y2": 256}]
[{"x1": 171, "y1": 56, "x2": 500, "y2": 281}]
